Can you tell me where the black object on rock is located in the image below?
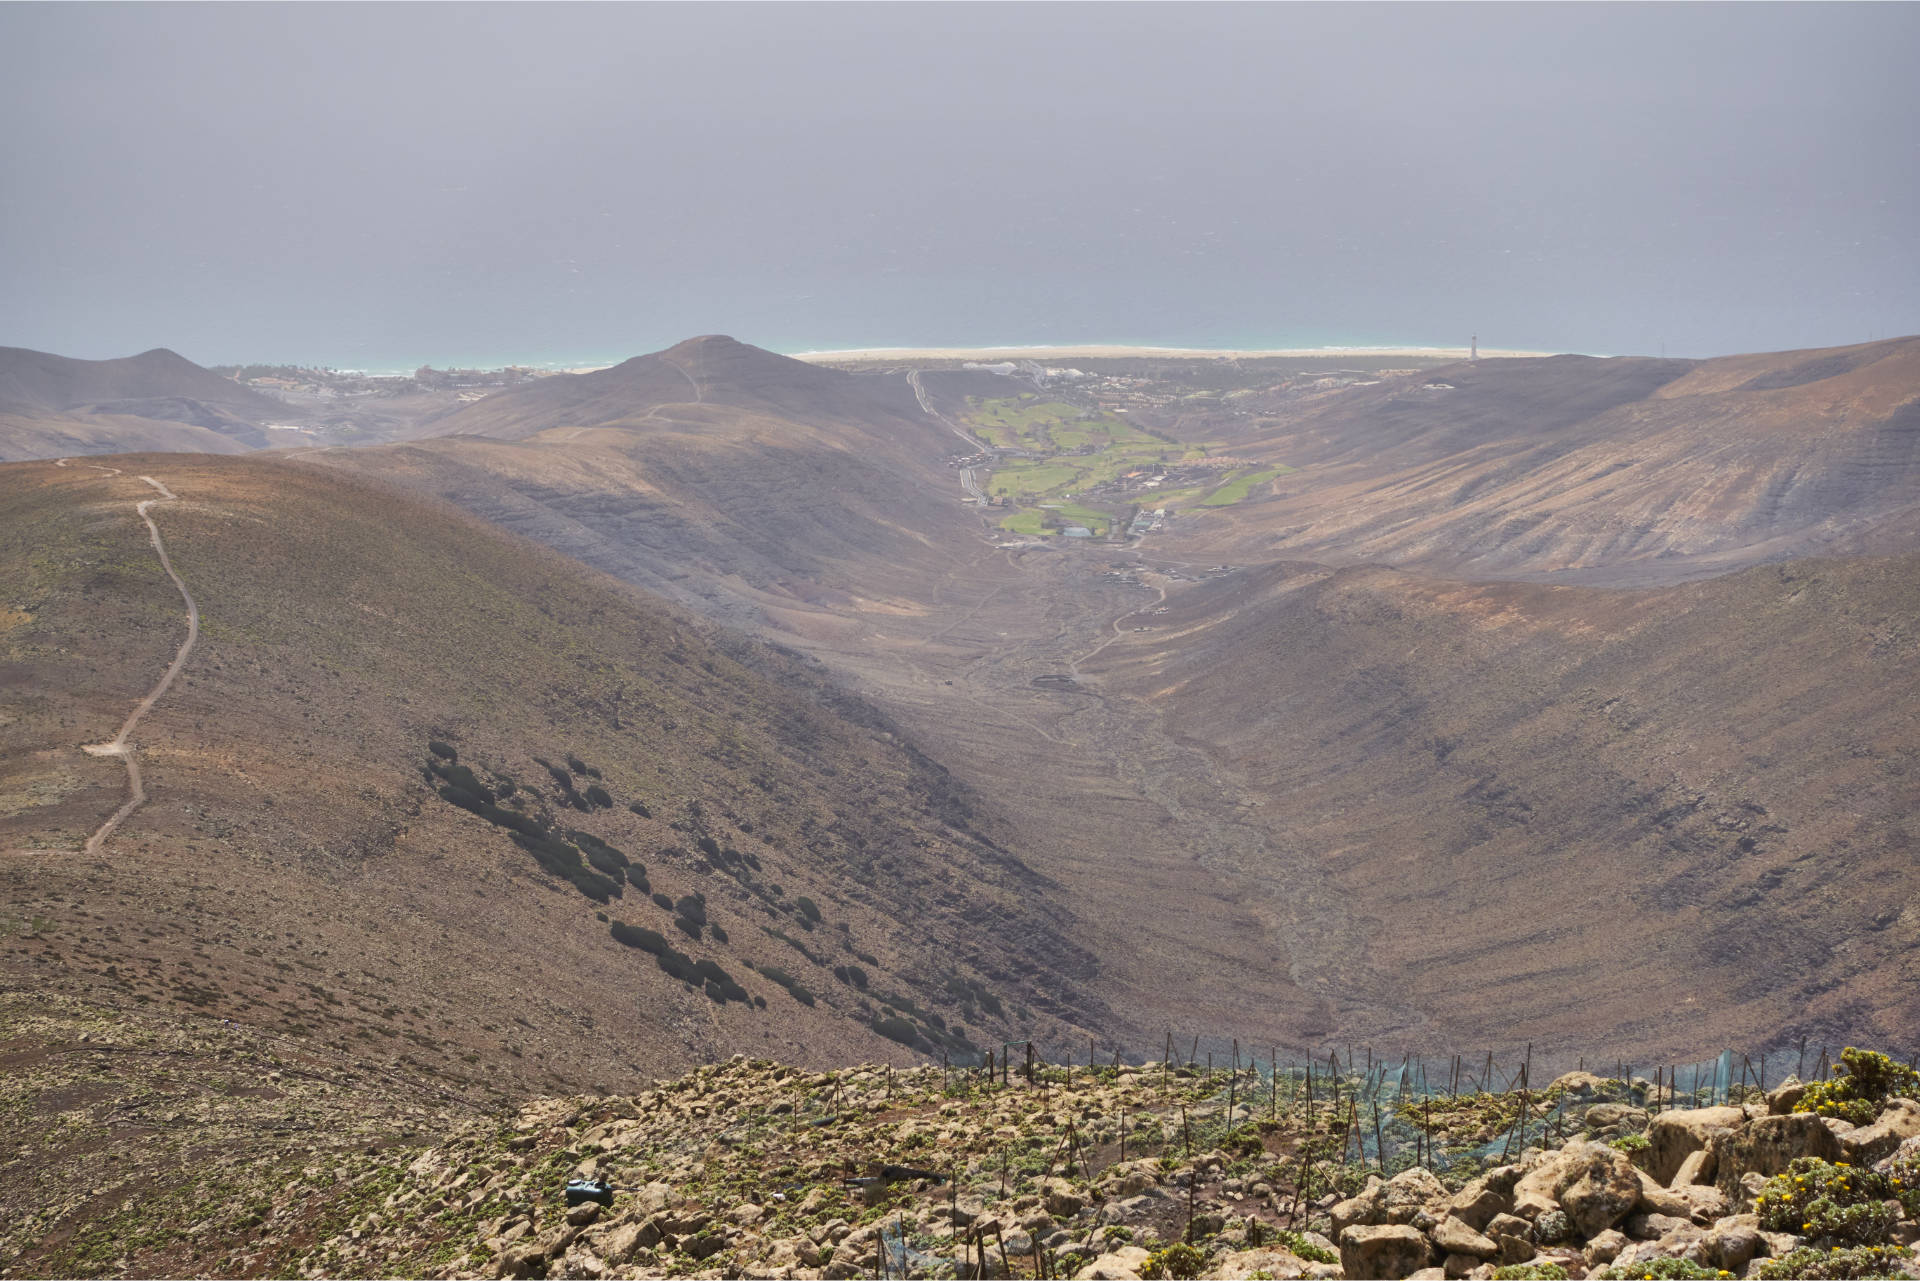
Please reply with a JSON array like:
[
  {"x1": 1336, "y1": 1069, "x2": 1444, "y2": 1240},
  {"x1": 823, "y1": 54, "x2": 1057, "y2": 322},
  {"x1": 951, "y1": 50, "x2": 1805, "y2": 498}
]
[{"x1": 565, "y1": 1178, "x2": 614, "y2": 1207}]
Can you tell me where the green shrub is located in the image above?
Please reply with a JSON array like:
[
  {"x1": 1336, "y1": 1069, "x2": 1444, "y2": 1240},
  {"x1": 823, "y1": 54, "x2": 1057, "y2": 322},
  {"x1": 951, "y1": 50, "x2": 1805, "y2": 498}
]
[
  {"x1": 757, "y1": 966, "x2": 816, "y2": 1007},
  {"x1": 609, "y1": 922, "x2": 668, "y2": 954},
  {"x1": 795, "y1": 896, "x2": 821, "y2": 922},
  {"x1": 709, "y1": 923, "x2": 728, "y2": 944},
  {"x1": 1753, "y1": 1246, "x2": 1909, "y2": 1280},
  {"x1": 1145, "y1": 1242, "x2": 1205, "y2": 1279},
  {"x1": 1611, "y1": 1132, "x2": 1650, "y2": 1153},
  {"x1": 1495, "y1": 1266, "x2": 1571, "y2": 1281},
  {"x1": 656, "y1": 949, "x2": 697, "y2": 983},
  {"x1": 873, "y1": 1016, "x2": 919, "y2": 1047},
  {"x1": 584, "y1": 785, "x2": 612, "y2": 809},
  {"x1": 672, "y1": 915, "x2": 703, "y2": 941},
  {"x1": 543, "y1": 762, "x2": 573, "y2": 788},
  {"x1": 675, "y1": 895, "x2": 708, "y2": 926},
  {"x1": 565, "y1": 755, "x2": 589, "y2": 775},
  {"x1": 1795, "y1": 1049, "x2": 1920, "y2": 1125},
  {"x1": 1272, "y1": 1230, "x2": 1335, "y2": 1265},
  {"x1": 696, "y1": 835, "x2": 721, "y2": 858},
  {"x1": 629, "y1": 800, "x2": 652, "y2": 818},
  {"x1": 1755, "y1": 1157, "x2": 1897, "y2": 1245},
  {"x1": 428, "y1": 740, "x2": 457, "y2": 760},
  {"x1": 1887, "y1": 1153, "x2": 1920, "y2": 1218},
  {"x1": 834, "y1": 965, "x2": 869, "y2": 990},
  {"x1": 651, "y1": 892, "x2": 674, "y2": 912}
]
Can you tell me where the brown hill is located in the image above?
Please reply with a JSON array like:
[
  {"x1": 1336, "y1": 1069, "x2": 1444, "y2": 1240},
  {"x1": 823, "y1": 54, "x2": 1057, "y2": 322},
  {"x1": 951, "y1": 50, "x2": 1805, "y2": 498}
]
[
  {"x1": 319, "y1": 336, "x2": 979, "y2": 628},
  {"x1": 1163, "y1": 337, "x2": 1920, "y2": 584},
  {"x1": 0, "y1": 346, "x2": 288, "y2": 459},
  {"x1": 0, "y1": 454, "x2": 1103, "y2": 1108}
]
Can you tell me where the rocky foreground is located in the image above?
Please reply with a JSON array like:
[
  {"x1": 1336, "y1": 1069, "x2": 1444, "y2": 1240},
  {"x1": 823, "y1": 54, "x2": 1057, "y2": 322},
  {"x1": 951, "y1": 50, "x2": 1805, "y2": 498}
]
[{"x1": 271, "y1": 1051, "x2": 1920, "y2": 1281}]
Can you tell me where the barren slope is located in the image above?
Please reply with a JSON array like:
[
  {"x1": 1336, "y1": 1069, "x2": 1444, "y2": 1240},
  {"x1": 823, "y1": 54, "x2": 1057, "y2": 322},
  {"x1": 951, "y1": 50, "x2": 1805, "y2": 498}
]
[
  {"x1": 1084, "y1": 552, "x2": 1920, "y2": 1058},
  {"x1": 1163, "y1": 337, "x2": 1920, "y2": 583},
  {"x1": 0, "y1": 455, "x2": 1103, "y2": 1108}
]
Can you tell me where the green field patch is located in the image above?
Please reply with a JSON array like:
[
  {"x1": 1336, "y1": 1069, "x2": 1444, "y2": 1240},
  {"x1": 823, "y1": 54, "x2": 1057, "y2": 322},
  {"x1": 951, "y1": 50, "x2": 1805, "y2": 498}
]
[
  {"x1": 1200, "y1": 466, "x2": 1292, "y2": 507},
  {"x1": 998, "y1": 510, "x2": 1052, "y2": 536}
]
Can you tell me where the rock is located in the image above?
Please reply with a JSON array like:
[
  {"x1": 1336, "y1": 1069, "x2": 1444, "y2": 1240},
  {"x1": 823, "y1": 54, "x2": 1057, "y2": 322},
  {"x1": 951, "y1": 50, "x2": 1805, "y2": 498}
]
[
  {"x1": 1874, "y1": 1133, "x2": 1920, "y2": 1173},
  {"x1": 1716, "y1": 1112, "x2": 1844, "y2": 1193},
  {"x1": 495, "y1": 1244, "x2": 546, "y2": 1279},
  {"x1": 1042, "y1": 1177, "x2": 1087, "y2": 1220},
  {"x1": 1440, "y1": 1253, "x2": 1482, "y2": 1280},
  {"x1": 1492, "y1": 1232, "x2": 1534, "y2": 1267},
  {"x1": 1672, "y1": 1146, "x2": 1716, "y2": 1186},
  {"x1": 730, "y1": 1201, "x2": 766, "y2": 1227},
  {"x1": 1624, "y1": 1211, "x2": 1692, "y2": 1241},
  {"x1": 1561, "y1": 1147, "x2": 1642, "y2": 1237},
  {"x1": 1551, "y1": 1071, "x2": 1608, "y2": 1097},
  {"x1": 565, "y1": 1202, "x2": 601, "y2": 1227},
  {"x1": 1339, "y1": 1224, "x2": 1435, "y2": 1281},
  {"x1": 1445, "y1": 1167, "x2": 1522, "y2": 1231},
  {"x1": 1585, "y1": 1103, "x2": 1645, "y2": 1131},
  {"x1": 1766, "y1": 1076, "x2": 1807, "y2": 1115},
  {"x1": 1214, "y1": 1246, "x2": 1317, "y2": 1279},
  {"x1": 1384, "y1": 1166, "x2": 1453, "y2": 1220},
  {"x1": 1646, "y1": 1106, "x2": 1747, "y2": 1186},
  {"x1": 1634, "y1": 1170, "x2": 1694, "y2": 1218},
  {"x1": 1331, "y1": 1178, "x2": 1387, "y2": 1236},
  {"x1": 1671, "y1": 1181, "x2": 1728, "y2": 1223},
  {"x1": 1407, "y1": 1269, "x2": 1447, "y2": 1280},
  {"x1": 1703, "y1": 1221, "x2": 1760, "y2": 1271},
  {"x1": 1839, "y1": 1097, "x2": 1920, "y2": 1166},
  {"x1": 1072, "y1": 1244, "x2": 1151, "y2": 1280},
  {"x1": 1583, "y1": 1228, "x2": 1628, "y2": 1265},
  {"x1": 636, "y1": 1181, "x2": 674, "y2": 1215},
  {"x1": 1431, "y1": 1215, "x2": 1498, "y2": 1259},
  {"x1": 1757, "y1": 1229, "x2": 1804, "y2": 1258},
  {"x1": 598, "y1": 1221, "x2": 644, "y2": 1263}
]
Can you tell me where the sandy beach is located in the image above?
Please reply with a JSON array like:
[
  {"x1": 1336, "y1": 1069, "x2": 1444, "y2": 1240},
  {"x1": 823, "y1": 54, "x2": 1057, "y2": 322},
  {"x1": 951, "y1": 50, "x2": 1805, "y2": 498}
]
[{"x1": 790, "y1": 343, "x2": 1560, "y2": 364}]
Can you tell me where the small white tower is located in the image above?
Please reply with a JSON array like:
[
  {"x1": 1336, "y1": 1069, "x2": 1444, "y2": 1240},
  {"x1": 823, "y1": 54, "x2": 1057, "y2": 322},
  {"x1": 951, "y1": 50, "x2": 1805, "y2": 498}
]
[{"x1": 1470, "y1": 334, "x2": 1479, "y2": 362}]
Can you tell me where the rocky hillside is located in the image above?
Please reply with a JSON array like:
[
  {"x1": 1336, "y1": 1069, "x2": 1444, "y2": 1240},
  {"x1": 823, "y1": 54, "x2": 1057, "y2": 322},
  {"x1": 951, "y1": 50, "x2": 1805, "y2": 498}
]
[{"x1": 11, "y1": 1006, "x2": 1919, "y2": 1280}]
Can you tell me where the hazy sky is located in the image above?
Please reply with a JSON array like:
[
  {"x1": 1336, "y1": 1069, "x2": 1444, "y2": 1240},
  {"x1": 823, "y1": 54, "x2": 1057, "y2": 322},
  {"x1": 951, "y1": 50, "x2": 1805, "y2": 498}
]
[{"x1": 4, "y1": 3, "x2": 1917, "y2": 366}]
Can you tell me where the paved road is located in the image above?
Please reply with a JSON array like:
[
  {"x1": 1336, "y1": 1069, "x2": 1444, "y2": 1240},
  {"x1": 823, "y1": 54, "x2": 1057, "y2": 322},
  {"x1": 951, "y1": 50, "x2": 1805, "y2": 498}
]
[
  {"x1": 70, "y1": 470, "x2": 199, "y2": 854},
  {"x1": 907, "y1": 370, "x2": 990, "y2": 506}
]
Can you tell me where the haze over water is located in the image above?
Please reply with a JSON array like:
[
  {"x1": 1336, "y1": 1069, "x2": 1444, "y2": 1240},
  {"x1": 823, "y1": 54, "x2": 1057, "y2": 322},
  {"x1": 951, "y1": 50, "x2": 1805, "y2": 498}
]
[{"x1": 3, "y1": 3, "x2": 1917, "y2": 367}]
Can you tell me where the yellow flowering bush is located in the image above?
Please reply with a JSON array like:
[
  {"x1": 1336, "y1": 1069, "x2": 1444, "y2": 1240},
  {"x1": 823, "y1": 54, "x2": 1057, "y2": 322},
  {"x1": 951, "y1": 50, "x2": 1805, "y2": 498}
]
[
  {"x1": 1754, "y1": 1157, "x2": 1897, "y2": 1245},
  {"x1": 1793, "y1": 1048, "x2": 1920, "y2": 1125}
]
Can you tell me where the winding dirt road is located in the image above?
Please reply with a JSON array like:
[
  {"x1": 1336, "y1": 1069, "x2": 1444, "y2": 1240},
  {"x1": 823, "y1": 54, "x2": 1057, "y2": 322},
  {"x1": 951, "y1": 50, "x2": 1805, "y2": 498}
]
[{"x1": 70, "y1": 471, "x2": 199, "y2": 854}]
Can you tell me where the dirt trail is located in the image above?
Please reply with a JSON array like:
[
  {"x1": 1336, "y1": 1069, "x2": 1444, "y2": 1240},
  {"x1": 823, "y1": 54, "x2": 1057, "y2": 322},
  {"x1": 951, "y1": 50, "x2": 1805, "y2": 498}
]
[{"x1": 75, "y1": 473, "x2": 199, "y2": 854}]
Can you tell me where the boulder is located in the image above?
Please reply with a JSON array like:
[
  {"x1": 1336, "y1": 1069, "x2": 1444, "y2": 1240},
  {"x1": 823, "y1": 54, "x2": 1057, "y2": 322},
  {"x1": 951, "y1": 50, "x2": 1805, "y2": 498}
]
[
  {"x1": 1646, "y1": 1106, "x2": 1747, "y2": 1186},
  {"x1": 1439, "y1": 1252, "x2": 1482, "y2": 1280},
  {"x1": 1072, "y1": 1245, "x2": 1151, "y2": 1280},
  {"x1": 1038, "y1": 1177, "x2": 1083, "y2": 1219},
  {"x1": 1583, "y1": 1228, "x2": 1628, "y2": 1266},
  {"x1": 1331, "y1": 1177, "x2": 1387, "y2": 1236},
  {"x1": 1839, "y1": 1097, "x2": 1920, "y2": 1166},
  {"x1": 1213, "y1": 1246, "x2": 1317, "y2": 1279},
  {"x1": 1510, "y1": 1139, "x2": 1639, "y2": 1233},
  {"x1": 1716, "y1": 1112, "x2": 1845, "y2": 1194},
  {"x1": 1703, "y1": 1221, "x2": 1760, "y2": 1271},
  {"x1": 1339, "y1": 1224, "x2": 1435, "y2": 1281},
  {"x1": 565, "y1": 1202, "x2": 601, "y2": 1227},
  {"x1": 1431, "y1": 1215, "x2": 1499, "y2": 1260},
  {"x1": 495, "y1": 1244, "x2": 547, "y2": 1280},
  {"x1": 1444, "y1": 1168, "x2": 1520, "y2": 1231},
  {"x1": 1384, "y1": 1166, "x2": 1452, "y2": 1219},
  {"x1": 1551, "y1": 1071, "x2": 1609, "y2": 1097},
  {"x1": 1765, "y1": 1076, "x2": 1807, "y2": 1115},
  {"x1": 1624, "y1": 1211, "x2": 1692, "y2": 1241},
  {"x1": 1672, "y1": 1146, "x2": 1715, "y2": 1186},
  {"x1": 1561, "y1": 1147, "x2": 1643, "y2": 1237},
  {"x1": 1585, "y1": 1103, "x2": 1646, "y2": 1131},
  {"x1": 635, "y1": 1181, "x2": 674, "y2": 1215},
  {"x1": 1671, "y1": 1182, "x2": 1729, "y2": 1224},
  {"x1": 1633, "y1": 1171, "x2": 1693, "y2": 1218}
]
